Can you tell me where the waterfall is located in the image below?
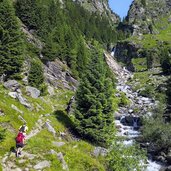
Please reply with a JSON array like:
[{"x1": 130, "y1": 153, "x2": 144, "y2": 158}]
[{"x1": 111, "y1": 46, "x2": 116, "y2": 57}]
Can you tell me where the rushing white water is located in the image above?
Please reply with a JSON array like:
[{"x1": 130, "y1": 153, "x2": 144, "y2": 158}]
[{"x1": 115, "y1": 118, "x2": 162, "y2": 171}]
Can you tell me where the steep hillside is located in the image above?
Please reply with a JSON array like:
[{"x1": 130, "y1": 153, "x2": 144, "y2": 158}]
[
  {"x1": 115, "y1": 0, "x2": 171, "y2": 72},
  {"x1": 75, "y1": 0, "x2": 120, "y2": 24},
  {"x1": 0, "y1": 0, "x2": 122, "y2": 170}
]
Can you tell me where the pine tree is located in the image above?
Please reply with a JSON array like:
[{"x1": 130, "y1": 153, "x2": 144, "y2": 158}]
[
  {"x1": 15, "y1": 0, "x2": 38, "y2": 30},
  {"x1": 74, "y1": 46, "x2": 115, "y2": 145},
  {"x1": 28, "y1": 61, "x2": 44, "y2": 89},
  {"x1": 0, "y1": 0, "x2": 24, "y2": 78}
]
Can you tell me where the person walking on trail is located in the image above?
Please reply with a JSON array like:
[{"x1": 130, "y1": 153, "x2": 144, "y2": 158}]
[{"x1": 15, "y1": 124, "x2": 28, "y2": 157}]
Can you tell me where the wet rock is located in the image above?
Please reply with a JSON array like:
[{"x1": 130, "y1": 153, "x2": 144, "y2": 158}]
[
  {"x1": 26, "y1": 86, "x2": 40, "y2": 98},
  {"x1": 34, "y1": 160, "x2": 50, "y2": 170}
]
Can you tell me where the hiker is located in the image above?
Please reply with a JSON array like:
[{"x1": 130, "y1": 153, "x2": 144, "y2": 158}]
[{"x1": 15, "y1": 124, "x2": 28, "y2": 157}]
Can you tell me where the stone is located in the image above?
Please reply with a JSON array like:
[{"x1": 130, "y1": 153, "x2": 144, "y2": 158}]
[
  {"x1": 8, "y1": 92, "x2": 18, "y2": 99},
  {"x1": 44, "y1": 60, "x2": 78, "y2": 91},
  {"x1": 0, "y1": 109, "x2": 5, "y2": 116},
  {"x1": 11, "y1": 104, "x2": 24, "y2": 114},
  {"x1": 44, "y1": 122, "x2": 56, "y2": 136},
  {"x1": 21, "y1": 151, "x2": 36, "y2": 160},
  {"x1": 34, "y1": 160, "x2": 50, "y2": 170},
  {"x1": 57, "y1": 152, "x2": 69, "y2": 171},
  {"x1": 26, "y1": 86, "x2": 40, "y2": 98},
  {"x1": 52, "y1": 141, "x2": 65, "y2": 147},
  {"x1": 47, "y1": 86, "x2": 55, "y2": 96},
  {"x1": 166, "y1": 155, "x2": 171, "y2": 164},
  {"x1": 166, "y1": 166, "x2": 171, "y2": 171},
  {"x1": 17, "y1": 94, "x2": 32, "y2": 108},
  {"x1": 93, "y1": 147, "x2": 108, "y2": 157},
  {"x1": 4, "y1": 80, "x2": 20, "y2": 91}
]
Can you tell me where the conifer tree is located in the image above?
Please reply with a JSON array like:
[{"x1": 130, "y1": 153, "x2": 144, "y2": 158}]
[
  {"x1": 74, "y1": 46, "x2": 115, "y2": 145},
  {"x1": 0, "y1": 0, "x2": 24, "y2": 78},
  {"x1": 15, "y1": 0, "x2": 38, "y2": 30},
  {"x1": 28, "y1": 61, "x2": 44, "y2": 89}
]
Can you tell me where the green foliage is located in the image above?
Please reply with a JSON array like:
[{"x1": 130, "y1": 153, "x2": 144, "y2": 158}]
[
  {"x1": 15, "y1": 0, "x2": 119, "y2": 79},
  {"x1": 160, "y1": 47, "x2": 171, "y2": 74},
  {"x1": 119, "y1": 92, "x2": 130, "y2": 106},
  {"x1": 107, "y1": 141, "x2": 146, "y2": 171},
  {"x1": 142, "y1": 103, "x2": 171, "y2": 149},
  {"x1": 0, "y1": 128, "x2": 6, "y2": 143},
  {"x1": 0, "y1": 0, "x2": 24, "y2": 78},
  {"x1": 15, "y1": 0, "x2": 38, "y2": 30},
  {"x1": 73, "y1": 46, "x2": 115, "y2": 145},
  {"x1": 141, "y1": 0, "x2": 146, "y2": 7},
  {"x1": 139, "y1": 85, "x2": 155, "y2": 98},
  {"x1": 28, "y1": 60, "x2": 44, "y2": 90},
  {"x1": 132, "y1": 57, "x2": 147, "y2": 71}
]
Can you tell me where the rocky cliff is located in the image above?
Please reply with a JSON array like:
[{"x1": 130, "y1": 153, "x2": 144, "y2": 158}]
[
  {"x1": 74, "y1": 0, "x2": 120, "y2": 24},
  {"x1": 115, "y1": 0, "x2": 171, "y2": 71},
  {"x1": 126, "y1": 0, "x2": 171, "y2": 36}
]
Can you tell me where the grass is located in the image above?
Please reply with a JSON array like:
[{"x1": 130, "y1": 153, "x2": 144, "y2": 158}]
[{"x1": 0, "y1": 85, "x2": 106, "y2": 170}]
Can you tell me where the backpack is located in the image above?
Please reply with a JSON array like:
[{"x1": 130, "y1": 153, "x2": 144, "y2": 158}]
[{"x1": 16, "y1": 132, "x2": 24, "y2": 143}]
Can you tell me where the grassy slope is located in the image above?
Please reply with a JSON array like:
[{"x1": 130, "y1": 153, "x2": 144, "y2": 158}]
[{"x1": 0, "y1": 85, "x2": 106, "y2": 171}]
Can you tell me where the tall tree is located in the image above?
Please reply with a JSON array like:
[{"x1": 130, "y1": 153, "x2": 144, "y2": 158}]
[
  {"x1": 74, "y1": 46, "x2": 115, "y2": 145},
  {"x1": 28, "y1": 60, "x2": 44, "y2": 89},
  {"x1": 0, "y1": 0, "x2": 24, "y2": 78}
]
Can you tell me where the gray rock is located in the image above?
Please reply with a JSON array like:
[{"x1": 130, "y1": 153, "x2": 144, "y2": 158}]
[
  {"x1": 57, "y1": 152, "x2": 69, "y2": 171},
  {"x1": 93, "y1": 147, "x2": 108, "y2": 157},
  {"x1": 11, "y1": 104, "x2": 24, "y2": 114},
  {"x1": 4, "y1": 80, "x2": 20, "y2": 91},
  {"x1": 17, "y1": 94, "x2": 32, "y2": 108},
  {"x1": 47, "y1": 86, "x2": 55, "y2": 96},
  {"x1": 26, "y1": 86, "x2": 40, "y2": 98},
  {"x1": 49, "y1": 149, "x2": 57, "y2": 155},
  {"x1": 21, "y1": 151, "x2": 36, "y2": 160},
  {"x1": 52, "y1": 141, "x2": 65, "y2": 147},
  {"x1": 44, "y1": 60, "x2": 78, "y2": 91},
  {"x1": 166, "y1": 166, "x2": 171, "y2": 171},
  {"x1": 8, "y1": 92, "x2": 18, "y2": 99},
  {"x1": 44, "y1": 121, "x2": 56, "y2": 136},
  {"x1": 34, "y1": 160, "x2": 50, "y2": 170},
  {"x1": 0, "y1": 109, "x2": 5, "y2": 116}
]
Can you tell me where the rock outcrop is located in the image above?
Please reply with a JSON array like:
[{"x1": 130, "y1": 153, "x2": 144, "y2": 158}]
[
  {"x1": 44, "y1": 59, "x2": 78, "y2": 91},
  {"x1": 126, "y1": 0, "x2": 171, "y2": 36},
  {"x1": 74, "y1": 0, "x2": 120, "y2": 24}
]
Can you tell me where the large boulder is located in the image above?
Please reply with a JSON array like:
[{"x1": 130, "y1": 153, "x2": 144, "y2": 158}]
[
  {"x1": 4, "y1": 80, "x2": 20, "y2": 91},
  {"x1": 26, "y1": 86, "x2": 40, "y2": 98}
]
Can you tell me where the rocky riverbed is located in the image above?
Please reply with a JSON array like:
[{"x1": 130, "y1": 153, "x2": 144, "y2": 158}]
[{"x1": 114, "y1": 66, "x2": 165, "y2": 171}]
